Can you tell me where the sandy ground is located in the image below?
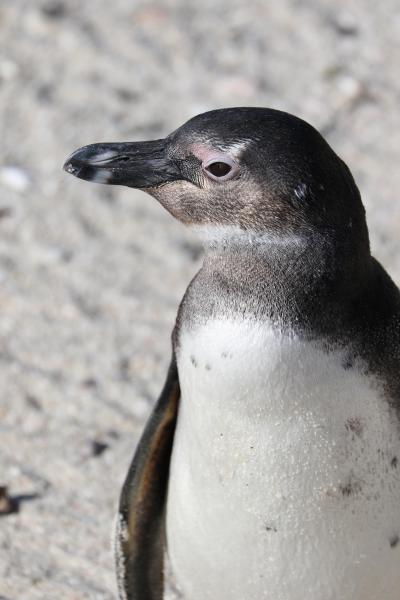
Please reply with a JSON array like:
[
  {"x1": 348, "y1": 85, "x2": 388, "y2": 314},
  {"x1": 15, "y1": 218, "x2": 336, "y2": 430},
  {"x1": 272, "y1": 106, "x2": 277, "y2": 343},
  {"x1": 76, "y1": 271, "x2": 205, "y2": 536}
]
[{"x1": 0, "y1": 0, "x2": 399, "y2": 598}]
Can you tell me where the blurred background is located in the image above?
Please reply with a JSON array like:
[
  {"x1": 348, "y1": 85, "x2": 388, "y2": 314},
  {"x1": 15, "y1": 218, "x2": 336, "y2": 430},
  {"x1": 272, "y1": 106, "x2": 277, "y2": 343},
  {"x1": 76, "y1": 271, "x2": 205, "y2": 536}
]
[{"x1": 0, "y1": 0, "x2": 399, "y2": 598}]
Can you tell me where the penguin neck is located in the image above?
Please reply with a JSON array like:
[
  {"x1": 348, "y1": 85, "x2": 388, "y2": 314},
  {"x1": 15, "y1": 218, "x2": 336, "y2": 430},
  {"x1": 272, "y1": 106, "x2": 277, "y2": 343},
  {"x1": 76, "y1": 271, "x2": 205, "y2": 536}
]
[{"x1": 193, "y1": 224, "x2": 372, "y2": 334}]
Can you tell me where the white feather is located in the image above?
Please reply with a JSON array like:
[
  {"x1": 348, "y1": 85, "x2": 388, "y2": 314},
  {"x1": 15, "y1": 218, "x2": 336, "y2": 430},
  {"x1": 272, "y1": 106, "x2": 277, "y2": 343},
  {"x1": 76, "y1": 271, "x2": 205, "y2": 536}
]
[{"x1": 166, "y1": 318, "x2": 400, "y2": 600}]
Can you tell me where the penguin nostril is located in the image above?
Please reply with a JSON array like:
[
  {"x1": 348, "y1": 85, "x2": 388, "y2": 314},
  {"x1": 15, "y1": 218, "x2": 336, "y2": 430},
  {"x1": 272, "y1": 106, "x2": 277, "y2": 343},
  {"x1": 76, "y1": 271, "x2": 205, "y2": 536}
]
[
  {"x1": 205, "y1": 162, "x2": 232, "y2": 177},
  {"x1": 118, "y1": 156, "x2": 131, "y2": 162}
]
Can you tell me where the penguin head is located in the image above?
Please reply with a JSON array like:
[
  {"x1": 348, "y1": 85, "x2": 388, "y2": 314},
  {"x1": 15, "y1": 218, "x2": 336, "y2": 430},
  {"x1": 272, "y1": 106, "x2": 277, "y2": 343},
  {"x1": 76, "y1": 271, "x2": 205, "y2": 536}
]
[{"x1": 64, "y1": 108, "x2": 368, "y2": 246}]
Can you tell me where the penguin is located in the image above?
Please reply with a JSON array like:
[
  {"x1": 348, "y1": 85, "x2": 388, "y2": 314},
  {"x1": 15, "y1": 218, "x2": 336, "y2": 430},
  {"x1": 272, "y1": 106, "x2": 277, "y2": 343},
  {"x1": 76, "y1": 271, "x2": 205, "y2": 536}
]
[{"x1": 64, "y1": 108, "x2": 400, "y2": 600}]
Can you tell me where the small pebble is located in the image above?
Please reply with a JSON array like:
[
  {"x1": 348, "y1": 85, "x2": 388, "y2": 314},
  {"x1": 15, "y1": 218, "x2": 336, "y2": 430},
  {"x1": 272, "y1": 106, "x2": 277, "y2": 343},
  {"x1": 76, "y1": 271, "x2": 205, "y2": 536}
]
[
  {"x1": 41, "y1": 1, "x2": 66, "y2": 19},
  {"x1": 81, "y1": 377, "x2": 98, "y2": 389},
  {"x1": 0, "y1": 486, "x2": 17, "y2": 516},
  {"x1": 332, "y1": 12, "x2": 359, "y2": 36},
  {"x1": 0, "y1": 207, "x2": 12, "y2": 220},
  {"x1": 90, "y1": 440, "x2": 109, "y2": 457},
  {"x1": 0, "y1": 166, "x2": 31, "y2": 193}
]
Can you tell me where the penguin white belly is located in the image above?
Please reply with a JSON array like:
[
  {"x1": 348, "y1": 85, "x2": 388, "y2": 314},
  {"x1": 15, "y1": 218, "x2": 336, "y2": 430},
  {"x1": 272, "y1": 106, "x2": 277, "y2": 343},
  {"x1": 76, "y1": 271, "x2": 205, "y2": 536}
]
[{"x1": 166, "y1": 318, "x2": 400, "y2": 600}]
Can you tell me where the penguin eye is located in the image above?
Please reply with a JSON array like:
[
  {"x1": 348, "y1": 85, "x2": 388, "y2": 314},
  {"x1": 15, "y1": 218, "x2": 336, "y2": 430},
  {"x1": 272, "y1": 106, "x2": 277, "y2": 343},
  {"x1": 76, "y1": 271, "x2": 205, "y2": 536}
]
[
  {"x1": 206, "y1": 162, "x2": 231, "y2": 177},
  {"x1": 202, "y1": 156, "x2": 238, "y2": 181}
]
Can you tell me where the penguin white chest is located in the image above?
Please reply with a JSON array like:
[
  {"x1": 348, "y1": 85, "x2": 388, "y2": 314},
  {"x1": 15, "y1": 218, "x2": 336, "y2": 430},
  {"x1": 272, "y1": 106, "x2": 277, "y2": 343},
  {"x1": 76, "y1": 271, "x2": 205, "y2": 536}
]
[{"x1": 166, "y1": 319, "x2": 400, "y2": 600}]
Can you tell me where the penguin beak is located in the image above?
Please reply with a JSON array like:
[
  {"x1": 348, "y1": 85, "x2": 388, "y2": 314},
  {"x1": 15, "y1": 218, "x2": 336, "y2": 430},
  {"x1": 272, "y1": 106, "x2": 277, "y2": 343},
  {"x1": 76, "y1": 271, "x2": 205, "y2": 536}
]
[{"x1": 63, "y1": 139, "x2": 181, "y2": 189}]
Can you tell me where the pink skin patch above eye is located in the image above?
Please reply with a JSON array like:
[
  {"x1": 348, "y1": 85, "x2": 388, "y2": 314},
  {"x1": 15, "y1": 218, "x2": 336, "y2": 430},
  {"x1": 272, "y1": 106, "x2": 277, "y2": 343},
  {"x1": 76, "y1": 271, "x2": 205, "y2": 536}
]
[
  {"x1": 189, "y1": 144, "x2": 232, "y2": 163},
  {"x1": 189, "y1": 143, "x2": 221, "y2": 163}
]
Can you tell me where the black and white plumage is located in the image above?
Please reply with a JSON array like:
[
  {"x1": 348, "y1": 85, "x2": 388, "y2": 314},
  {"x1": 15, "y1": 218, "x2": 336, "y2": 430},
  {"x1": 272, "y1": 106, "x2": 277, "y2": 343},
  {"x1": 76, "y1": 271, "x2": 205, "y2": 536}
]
[{"x1": 64, "y1": 108, "x2": 400, "y2": 600}]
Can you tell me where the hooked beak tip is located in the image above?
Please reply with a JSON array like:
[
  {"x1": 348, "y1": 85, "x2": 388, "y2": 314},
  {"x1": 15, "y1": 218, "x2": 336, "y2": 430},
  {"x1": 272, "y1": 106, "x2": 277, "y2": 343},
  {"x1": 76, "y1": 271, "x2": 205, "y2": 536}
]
[
  {"x1": 63, "y1": 146, "x2": 115, "y2": 183},
  {"x1": 63, "y1": 160, "x2": 77, "y2": 174}
]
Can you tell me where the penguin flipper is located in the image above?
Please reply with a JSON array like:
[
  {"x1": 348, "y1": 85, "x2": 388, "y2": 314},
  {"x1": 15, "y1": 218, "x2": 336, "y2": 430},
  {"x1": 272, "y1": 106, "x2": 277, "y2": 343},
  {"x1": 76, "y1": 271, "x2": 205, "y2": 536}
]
[{"x1": 115, "y1": 357, "x2": 180, "y2": 600}]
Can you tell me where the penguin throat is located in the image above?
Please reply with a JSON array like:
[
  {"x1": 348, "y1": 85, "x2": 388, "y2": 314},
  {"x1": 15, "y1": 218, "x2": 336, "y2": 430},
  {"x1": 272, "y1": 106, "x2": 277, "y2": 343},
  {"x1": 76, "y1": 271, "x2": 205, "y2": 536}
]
[
  {"x1": 190, "y1": 224, "x2": 308, "y2": 250},
  {"x1": 190, "y1": 224, "x2": 373, "y2": 335}
]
